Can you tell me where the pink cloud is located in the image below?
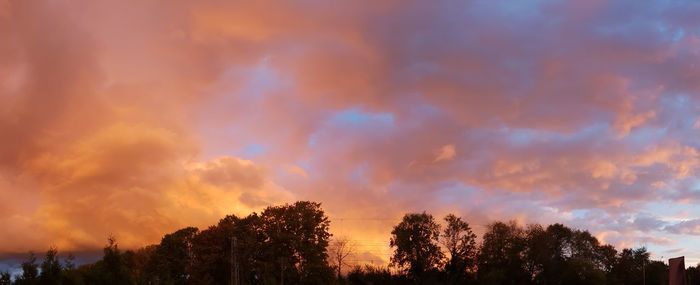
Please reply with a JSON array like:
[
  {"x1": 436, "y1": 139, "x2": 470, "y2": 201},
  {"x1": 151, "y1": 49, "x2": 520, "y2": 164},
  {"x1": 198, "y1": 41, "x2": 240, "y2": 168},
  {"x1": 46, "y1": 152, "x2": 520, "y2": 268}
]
[{"x1": 2, "y1": 0, "x2": 700, "y2": 262}]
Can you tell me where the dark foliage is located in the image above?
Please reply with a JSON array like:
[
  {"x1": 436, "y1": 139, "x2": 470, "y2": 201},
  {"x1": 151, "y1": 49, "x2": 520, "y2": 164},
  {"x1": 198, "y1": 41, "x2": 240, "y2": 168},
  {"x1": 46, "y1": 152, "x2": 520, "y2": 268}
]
[
  {"x1": 347, "y1": 265, "x2": 410, "y2": 285},
  {"x1": 389, "y1": 212, "x2": 444, "y2": 283},
  {"x1": 0, "y1": 202, "x2": 684, "y2": 285}
]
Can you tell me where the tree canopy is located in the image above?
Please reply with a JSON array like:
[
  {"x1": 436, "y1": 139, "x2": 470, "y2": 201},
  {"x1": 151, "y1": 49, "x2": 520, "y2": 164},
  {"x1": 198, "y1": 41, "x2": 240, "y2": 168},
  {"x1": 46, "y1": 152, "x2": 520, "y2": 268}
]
[{"x1": 0, "y1": 202, "x2": 687, "y2": 285}]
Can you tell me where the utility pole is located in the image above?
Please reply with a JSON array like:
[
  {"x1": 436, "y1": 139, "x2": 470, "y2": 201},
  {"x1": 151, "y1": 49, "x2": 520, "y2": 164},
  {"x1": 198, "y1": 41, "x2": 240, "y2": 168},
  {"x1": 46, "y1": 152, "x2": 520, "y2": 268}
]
[
  {"x1": 230, "y1": 236, "x2": 239, "y2": 285},
  {"x1": 234, "y1": 237, "x2": 239, "y2": 285},
  {"x1": 280, "y1": 257, "x2": 286, "y2": 285},
  {"x1": 642, "y1": 258, "x2": 645, "y2": 285},
  {"x1": 230, "y1": 236, "x2": 233, "y2": 285}
]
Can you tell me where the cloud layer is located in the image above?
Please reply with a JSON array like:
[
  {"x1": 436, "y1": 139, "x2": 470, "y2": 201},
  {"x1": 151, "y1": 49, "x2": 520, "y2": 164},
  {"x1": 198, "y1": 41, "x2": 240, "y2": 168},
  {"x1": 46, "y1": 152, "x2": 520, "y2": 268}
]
[{"x1": 2, "y1": 0, "x2": 700, "y2": 264}]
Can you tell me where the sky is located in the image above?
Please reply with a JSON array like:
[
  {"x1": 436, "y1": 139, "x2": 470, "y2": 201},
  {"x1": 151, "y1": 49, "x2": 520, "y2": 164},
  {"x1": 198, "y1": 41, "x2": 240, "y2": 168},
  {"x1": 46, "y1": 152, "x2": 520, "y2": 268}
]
[{"x1": 1, "y1": 0, "x2": 700, "y2": 268}]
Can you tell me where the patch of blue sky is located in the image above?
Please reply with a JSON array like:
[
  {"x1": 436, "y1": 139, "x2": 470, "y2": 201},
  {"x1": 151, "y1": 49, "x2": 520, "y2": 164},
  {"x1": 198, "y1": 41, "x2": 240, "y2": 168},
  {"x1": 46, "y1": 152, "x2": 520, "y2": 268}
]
[
  {"x1": 502, "y1": 123, "x2": 608, "y2": 146},
  {"x1": 624, "y1": 126, "x2": 667, "y2": 147},
  {"x1": 307, "y1": 108, "x2": 395, "y2": 148},
  {"x1": 295, "y1": 159, "x2": 312, "y2": 172},
  {"x1": 349, "y1": 162, "x2": 370, "y2": 183},
  {"x1": 221, "y1": 56, "x2": 290, "y2": 100},
  {"x1": 239, "y1": 143, "x2": 267, "y2": 158},
  {"x1": 652, "y1": 17, "x2": 687, "y2": 43},
  {"x1": 638, "y1": 200, "x2": 700, "y2": 224},
  {"x1": 661, "y1": 93, "x2": 692, "y2": 108},
  {"x1": 669, "y1": 26, "x2": 686, "y2": 42},
  {"x1": 647, "y1": 233, "x2": 700, "y2": 264},
  {"x1": 329, "y1": 108, "x2": 395, "y2": 126},
  {"x1": 307, "y1": 133, "x2": 318, "y2": 147},
  {"x1": 658, "y1": 94, "x2": 698, "y2": 130},
  {"x1": 682, "y1": 180, "x2": 700, "y2": 203},
  {"x1": 505, "y1": 128, "x2": 544, "y2": 145},
  {"x1": 436, "y1": 182, "x2": 478, "y2": 205},
  {"x1": 412, "y1": 102, "x2": 442, "y2": 116},
  {"x1": 482, "y1": 0, "x2": 546, "y2": 22},
  {"x1": 396, "y1": 96, "x2": 443, "y2": 120},
  {"x1": 570, "y1": 209, "x2": 592, "y2": 219},
  {"x1": 593, "y1": 11, "x2": 662, "y2": 41}
]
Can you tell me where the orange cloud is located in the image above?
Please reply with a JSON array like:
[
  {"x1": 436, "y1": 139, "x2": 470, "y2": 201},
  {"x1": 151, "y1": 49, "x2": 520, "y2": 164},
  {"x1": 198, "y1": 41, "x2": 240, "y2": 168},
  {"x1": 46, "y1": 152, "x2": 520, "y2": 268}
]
[{"x1": 2, "y1": 0, "x2": 700, "y2": 264}]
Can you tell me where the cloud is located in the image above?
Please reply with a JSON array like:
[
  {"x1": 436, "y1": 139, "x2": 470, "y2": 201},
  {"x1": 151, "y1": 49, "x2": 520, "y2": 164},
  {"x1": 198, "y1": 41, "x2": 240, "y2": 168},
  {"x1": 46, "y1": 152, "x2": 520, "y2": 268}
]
[
  {"x1": 0, "y1": 121, "x2": 291, "y2": 251},
  {"x1": 665, "y1": 219, "x2": 700, "y2": 235},
  {"x1": 433, "y1": 144, "x2": 456, "y2": 163},
  {"x1": 0, "y1": 0, "x2": 293, "y2": 253},
  {"x1": 2, "y1": 0, "x2": 700, "y2": 263}
]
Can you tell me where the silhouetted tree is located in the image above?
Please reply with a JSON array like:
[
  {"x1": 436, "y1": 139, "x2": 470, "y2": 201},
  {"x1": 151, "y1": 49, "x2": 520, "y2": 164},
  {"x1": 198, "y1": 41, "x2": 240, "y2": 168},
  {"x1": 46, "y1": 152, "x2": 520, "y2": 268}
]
[
  {"x1": 347, "y1": 265, "x2": 410, "y2": 285},
  {"x1": 477, "y1": 221, "x2": 529, "y2": 285},
  {"x1": 390, "y1": 212, "x2": 444, "y2": 283},
  {"x1": 441, "y1": 214, "x2": 477, "y2": 284},
  {"x1": 645, "y1": 260, "x2": 669, "y2": 285},
  {"x1": 688, "y1": 263, "x2": 700, "y2": 285},
  {"x1": 15, "y1": 252, "x2": 39, "y2": 285},
  {"x1": 330, "y1": 236, "x2": 355, "y2": 279},
  {"x1": 64, "y1": 253, "x2": 76, "y2": 271},
  {"x1": 524, "y1": 223, "x2": 609, "y2": 285},
  {"x1": 122, "y1": 244, "x2": 156, "y2": 284},
  {"x1": 61, "y1": 253, "x2": 84, "y2": 285},
  {"x1": 103, "y1": 237, "x2": 131, "y2": 285},
  {"x1": 39, "y1": 247, "x2": 63, "y2": 285},
  {"x1": 190, "y1": 201, "x2": 332, "y2": 285},
  {"x1": 7, "y1": 203, "x2": 679, "y2": 285},
  {"x1": 0, "y1": 272, "x2": 11, "y2": 285},
  {"x1": 258, "y1": 201, "x2": 334, "y2": 285},
  {"x1": 146, "y1": 227, "x2": 198, "y2": 284},
  {"x1": 609, "y1": 247, "x2": 650, "y2": 285},
  {"x1": 598, "y1": 244, "x2": 618, "y2": 274},
  {"x1": 190, "y1": 215, "x2": 238, "y2": 285},
  {"x1": 81, "y1": 237, "x2": 132, "y2": 285},
  {"x1": 564, "y1": 229, "x2": 608, "y2": 285},
  {"x1": 525, "y1": 223, "x2": 574, "y2": 284},
  {"x1": 190, "y1": 213, "x2": 268, "y2": 285},
  {"x1": 560, "y1": 256, "x2": 606, "y2": 285}
]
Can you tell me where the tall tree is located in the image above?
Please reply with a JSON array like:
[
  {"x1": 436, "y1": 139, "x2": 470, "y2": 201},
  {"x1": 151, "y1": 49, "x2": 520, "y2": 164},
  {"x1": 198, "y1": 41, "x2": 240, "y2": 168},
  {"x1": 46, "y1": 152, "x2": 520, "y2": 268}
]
[
  {"x1": 563, "y1": 229, "x2": 607, "y2": 285},
  {"x1": 190, "y1": 215, "x2": 239, "y2": 285},
  {"x1": 15, "y1": 252, "x2": 39, "y2": 285},
  {"x1": 645, "y1": 260, "x2": 669, "y2": 285},
  {"x1": 61, "y1": 253, "x2": 84, "y2": 285},
  {"x1": 259, "y1": 201, "x2": 334, "y2": 285},
  {"x1": 329, "y1": 236, "x2": 355, "y2": 279},
  {"x1": 524, "y1": 224, "x2": 608, "y2": 285},
  {"x1": 528, "y1": 223, "x2": 574, "y2": 284},
  {"x1": 609, "y1": 247, "x2": 650, "y2": 285},
  {"x1": 441, "y1": 214, "x2": 477, "y2": 284},
  {"x1": 190, "y1": 214, "x2": 266, "y2": 285},
  {"x1": 124, "y1": 245, "x2": 157, "y2": 285},
  {"x1": 597, "y1": 244, "x2": 618, "y2": 275},
  {"x1": 149, "y1": 227, "x2": 199, "y2": 285},
  {"x1": 390, "y1": 212, "x2": 444, "y2": 282},
  {"x1": 0, "y1": 272, "x2": 11, "y2": 285},
  {"x1": 39, "y1": 247, "x2": 63, "y2": 285},
  {"x1": 687, "y1": 263, "x2": 700, "y2": 285},
  {"x1": 190, "y1": 201, "x2": 332, "y2": 285},
  {"x1": 477, "y1": 221, "x2": 529, "y2": 285},
  {"x1": 88, "y1": 236, "x2": 132, "y2": 285}
]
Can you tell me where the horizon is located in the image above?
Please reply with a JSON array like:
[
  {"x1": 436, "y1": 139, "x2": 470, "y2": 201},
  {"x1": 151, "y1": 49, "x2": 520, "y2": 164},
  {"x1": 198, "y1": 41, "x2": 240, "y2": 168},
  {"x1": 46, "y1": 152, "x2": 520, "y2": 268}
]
[
  {"x1": 2, "y1": 0, "x2": 700, "y2": 272},
  {"x1": 0, "y1": 203, "x2": 685, "y2": 273}
]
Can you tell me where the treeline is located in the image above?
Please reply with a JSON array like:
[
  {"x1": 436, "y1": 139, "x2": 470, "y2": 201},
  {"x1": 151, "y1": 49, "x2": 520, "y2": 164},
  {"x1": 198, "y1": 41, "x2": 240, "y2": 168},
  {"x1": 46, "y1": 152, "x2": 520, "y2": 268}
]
[
  {"x1": 374, "y1": 213, "x2": 676, "y2": 285},
  {"x1": 3, "y1": 201, "x2": 333, "y2": 285},
  {"x1": 0, "y1": 201, "x2": 697, "y2": 285}
]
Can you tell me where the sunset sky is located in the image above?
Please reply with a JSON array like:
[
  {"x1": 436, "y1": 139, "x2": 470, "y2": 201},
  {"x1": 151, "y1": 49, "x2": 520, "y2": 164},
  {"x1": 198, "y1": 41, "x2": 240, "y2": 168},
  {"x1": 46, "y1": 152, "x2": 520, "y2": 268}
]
[{"x1": 2, "y1": 0, "x2": 700, "y2": 267}]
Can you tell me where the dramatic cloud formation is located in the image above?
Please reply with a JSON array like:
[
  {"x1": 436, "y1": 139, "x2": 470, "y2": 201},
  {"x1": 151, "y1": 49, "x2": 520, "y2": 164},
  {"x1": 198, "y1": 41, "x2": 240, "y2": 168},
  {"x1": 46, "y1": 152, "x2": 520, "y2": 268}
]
[{"x1": 2, "y1": 0, "x2": 700, "y2": 265}]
